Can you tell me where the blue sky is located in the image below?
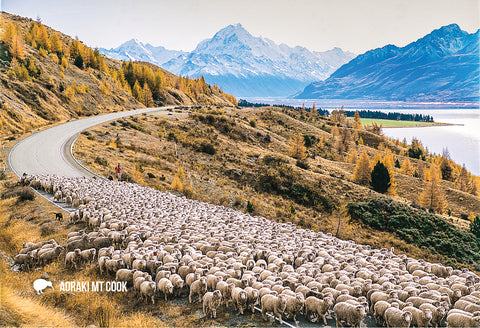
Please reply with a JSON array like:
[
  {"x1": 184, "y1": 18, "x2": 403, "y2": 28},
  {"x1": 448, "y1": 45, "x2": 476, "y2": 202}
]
[{"x1": 2, "y1": 0, "x2": 479, "y2": 53}]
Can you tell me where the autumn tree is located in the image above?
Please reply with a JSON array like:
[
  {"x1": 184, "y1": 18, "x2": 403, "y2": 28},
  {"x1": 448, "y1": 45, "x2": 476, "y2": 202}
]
[
  {"x1": 336, "y1": 128, "x2": 352, "y2": 153},
  {"x1": 171, "y1": 166, "x2": 185, "y2": 192},
  {"x1": 347, "y1": 148, "x2": 358, "y2": 164},
  {"x1": 143, "y1": 82, "x2": 154, "y2": 107},
  {"x1": 353, "y1": 110, "x2": 362, "y2": 129},
  {"x1": 331, "y1": 124, "x2": 339, "y2": 137},
  {"x1": 352, "y1": 150, "x2": 371, "y2": 185},
  {"x1": 331, "y1": 107, "x2": 346, "y2": 124},
  {"x1": 290, "y1": 131, "x2": 307, "y2": 160},
  {"x1": 132, "y1": 81, "x2": 144, "y2": 104},
  {"x1": 419, "y1": 164, "x2": 446, "y2": 213},
  {"x1": 400, "y1": 158, "x2": 414, "y2": 176},
  {"x1": 455, "y1": 165, "x2": 469, "y2": 191},
  {"x1": 49, "y1": 32, "x2": 63, "y2": 53},
  {"x1": 439, "y1": 150, "x2": 454, "y2": 181}
]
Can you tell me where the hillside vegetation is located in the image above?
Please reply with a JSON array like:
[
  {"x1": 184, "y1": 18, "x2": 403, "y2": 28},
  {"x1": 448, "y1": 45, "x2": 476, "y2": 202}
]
[
  {"x1": 0, "y1": 12, "x2": 236, "y2": 137},
  {"x1": 74, "y1": 105, "x2": 480, "y2": 270}
]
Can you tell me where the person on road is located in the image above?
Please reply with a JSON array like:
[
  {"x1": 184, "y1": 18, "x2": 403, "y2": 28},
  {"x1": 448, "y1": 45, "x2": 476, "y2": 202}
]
[{"x1": 115, "y1": 163, "x2": 122, "y2": 180}]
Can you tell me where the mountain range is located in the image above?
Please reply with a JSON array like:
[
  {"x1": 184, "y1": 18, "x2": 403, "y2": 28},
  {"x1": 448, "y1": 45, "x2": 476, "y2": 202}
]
[
  {"x1": 296, "y1": 24, "x2": 480, "y2": 102},
  {"x1": 99, "y1": 24, "x2": 355, "y2": 97}
]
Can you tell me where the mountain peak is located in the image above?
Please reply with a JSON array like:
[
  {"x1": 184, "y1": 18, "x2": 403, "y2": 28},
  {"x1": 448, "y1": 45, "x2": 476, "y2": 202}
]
[{"x1": 212, "y1": 23, "x2": 252, "y2": 41}]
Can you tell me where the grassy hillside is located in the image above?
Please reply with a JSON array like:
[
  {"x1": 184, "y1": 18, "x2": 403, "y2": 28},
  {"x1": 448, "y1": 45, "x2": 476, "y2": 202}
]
[
  {"x1": 0, "y1": 12, "x2": 236, "y2": 137},
  {"x1": 74, "y1": 105, "x2": 480, "y2": 269}
]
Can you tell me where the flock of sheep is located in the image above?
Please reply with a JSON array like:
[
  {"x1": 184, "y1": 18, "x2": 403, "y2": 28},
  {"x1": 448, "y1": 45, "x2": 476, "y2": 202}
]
[{"x1": 15, "y1": 174, "x2": 480, "y2": 327}]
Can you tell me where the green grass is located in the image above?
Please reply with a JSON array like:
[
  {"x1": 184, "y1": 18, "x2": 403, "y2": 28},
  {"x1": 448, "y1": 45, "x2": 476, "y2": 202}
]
[{"x1": 358, "y1": 118, "x2": 439, "y2": 128}]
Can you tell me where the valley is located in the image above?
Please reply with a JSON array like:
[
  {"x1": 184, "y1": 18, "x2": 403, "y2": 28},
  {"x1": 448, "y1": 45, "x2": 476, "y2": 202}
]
[{"x1": 1, "y1": 7, "x2": 480, "y2": 328}]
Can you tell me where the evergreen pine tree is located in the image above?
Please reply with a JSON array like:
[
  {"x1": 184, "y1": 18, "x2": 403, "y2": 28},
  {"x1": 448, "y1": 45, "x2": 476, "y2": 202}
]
[
  {"x1": 74, "y1": 54, "x2": 84, "y2": 69},
  {"x1": 370, "y1": 161, "x2": 390, "y2": 193}
]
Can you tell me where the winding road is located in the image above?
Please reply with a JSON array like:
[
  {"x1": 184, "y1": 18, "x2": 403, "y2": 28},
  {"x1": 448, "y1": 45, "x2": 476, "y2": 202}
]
[{"x1": 8, "y1": 107, "x2": 174, "y2": 178}]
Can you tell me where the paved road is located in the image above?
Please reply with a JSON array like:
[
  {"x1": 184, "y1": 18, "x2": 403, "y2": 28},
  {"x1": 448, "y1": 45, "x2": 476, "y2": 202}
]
[{"x1": 8, "y1": 107, "x2": 174, "y2": 177}]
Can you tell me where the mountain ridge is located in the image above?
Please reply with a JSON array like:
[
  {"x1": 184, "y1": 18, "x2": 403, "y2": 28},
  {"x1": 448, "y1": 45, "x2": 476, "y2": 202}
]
[
  {"x1": 296, "y1": 24, "x2": 480, "y2": 102},
  {"x1": 100, "y1": 24, "x2": 355, "y2": 97}
]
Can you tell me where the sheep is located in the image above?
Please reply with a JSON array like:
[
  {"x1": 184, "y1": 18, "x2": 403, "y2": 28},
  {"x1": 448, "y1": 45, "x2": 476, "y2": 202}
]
[
  {"x1": 261, "y1": 294, "x2": 287, "y2": 325},
  {"x1": 157, "y1": 277, "x2": 174, "y2": 301},
  {"x1": 244, "y1": 286, "x2": 259, "y2": 313},
  {"x1": 283, "y1": 292, "x2": 305, "y2": 323},
  {"x1": 231, "y1": 287, "x2": 248, "y2": 315},
  {"x1": 24, "y1": 174, "x2": 480, "y2": 326},
  {"x1": 80, "y1": 248, "x2": 96, "y2": 265},
  {"x1": 374, "y1": 300, "x2": 393, "y2": 326},
  {"x1": 65, "y1": 249, "x2": 82, "y2": 270},
  {"x1": 169, "y1": 274, "x2": 184, "y2": 297},
  {"x1": 38, "y1": 245, "x2": 64, "y2": 266},
  {"x1": 189, "y1": 277, "x2": 207, "y2": 303},
  {"x1": 384, "y1": 307, "x2": 413, "y2": 328},
  {"x1": 216, "y1": 281, "x2": 235, "y2": 308},
  {"x1": 206, "y1": 274, "x2": 222, "y2": 291},
  {"x1": 403, "y1": 305, "x2": 433, "y2": 328},
  {"x1": 116, "y1": 268, "x2": 135, "y2": 287},
  {"x1": 105, "y1": 259, "x2": 125, "y2": 276},
  {"x1": 14, "y1": 253, "x2": 35, "y2": 271},
  {"x1": 304, "y1": 296, "x2": 333, "y2": 324},
  {"x1": 139, "y1": 280, "x2": 156, "y2": 304},
  {"x1": 203, "y1": 290, "x2": 223, "y2": 319},
  {"x1": 333, "y1": 301, "x2": 367, "y2": 328},
  {"x1": 419, "y1": 303, "x2": 447, "y2": 328},
  {"x1": 446, "y1": 312, "x2": 480, "y2": 327}
]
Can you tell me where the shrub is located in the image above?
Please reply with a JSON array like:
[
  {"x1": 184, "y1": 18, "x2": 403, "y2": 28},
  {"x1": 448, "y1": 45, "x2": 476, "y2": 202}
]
[
  {"x1": 94, "y1": 156, "x2": 108, "y2": 166},
  {"x1": 348, "y1": 198, "x2": 480, "y2": 266},
  {"x1": 199, "y1": 142, "x2": 216, "y2": 155},
  {"x1": 0, "y1": 171, "x2": 5, "y2": 180},
  {"x1": 120, "y1": 173, "x2": 135, "y2": 183},
  {"x1": 246, "y1": 201, "x2": 254, "y2": 213},
  {"x1": 147, "y1": 172, "x2": 156, "y2": 179},
  {"x1": 471, "y1": 216, "x2": 480, "y2": 239},
  {"x1": 296, "y1": 159, "x2": 309, "y2": 170},
  {"x1": 17, "y1": 188, "x2": 35, "y2": 202},
  {"x1": 249, "y1": 119, "x2": 257, "y2": 127}
]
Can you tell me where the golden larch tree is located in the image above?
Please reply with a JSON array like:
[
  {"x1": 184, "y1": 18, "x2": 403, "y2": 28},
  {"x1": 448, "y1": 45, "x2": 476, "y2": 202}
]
[
  {"x1": 132, "y1": 81, "x2": 144, "y2": 104},
  {"x1": 420, "y1": 164, "x2": 446, "y2": 213},
  {"x1": 352, "y1": 150, "x2": 372, "y2": 185},
  {"x1": 400, "y1": 158, "x2": 414, "y2": 176},
  {"x1": 353, "y1": 110, "x2": 363, "y2": 129},
  {"x1": 143, "y1": 83, "x2": 154, "y2": 107},
  {"x1": 9, "y1": 30, "x2": 25, "y2": 60},
  {"x1": 455, "y1": 164, "x2": 473, "y2": 193},
  {"x1": 347, "y1": 148, "x2": 358, "y2": 164},
  {"x1": 383, "y1": 150, "x2": 397, "y2": 195},
  {"x1": 290, "y1": 131, "x2": 307, "y2": 160},
  {"x1": 331, "y1": 125, "x2": 339, "y2": 137}
]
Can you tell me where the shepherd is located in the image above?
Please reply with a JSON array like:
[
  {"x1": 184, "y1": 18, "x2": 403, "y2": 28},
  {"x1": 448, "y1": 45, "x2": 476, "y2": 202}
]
[{"x1": 115, "y1": 163, "x2": 122, "y2": 180}]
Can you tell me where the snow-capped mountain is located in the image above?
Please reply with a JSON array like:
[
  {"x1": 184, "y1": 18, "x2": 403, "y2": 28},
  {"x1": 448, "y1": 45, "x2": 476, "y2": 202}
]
[
  {"x1": 163, "y1": 24, "x2": 355, "y2": 97},
  {"x1": 296, "y1": 24, "x2": 480, "y2": 102},
  {"x1": 99, "y1": 24, "x2": 355, "y2": 97},
  {"x1": 99, "y1": 39, "x2": 186, "y2": 66}
]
